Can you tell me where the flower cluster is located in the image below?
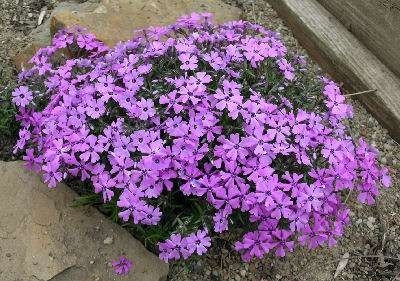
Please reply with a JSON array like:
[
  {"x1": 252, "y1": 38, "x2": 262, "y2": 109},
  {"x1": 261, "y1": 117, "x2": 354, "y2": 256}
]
[
  {"x1": 13, "y1": 13, "x2": 390, "y2": 263},
  {"x1": 158, "y1": 229, "x2": 211, "y2": 261}
]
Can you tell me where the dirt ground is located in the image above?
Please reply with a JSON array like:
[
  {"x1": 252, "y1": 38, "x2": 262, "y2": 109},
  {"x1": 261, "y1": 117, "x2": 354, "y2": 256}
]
[{"x1": 0, "y1": 1, "x2": 399, "y2": 281}]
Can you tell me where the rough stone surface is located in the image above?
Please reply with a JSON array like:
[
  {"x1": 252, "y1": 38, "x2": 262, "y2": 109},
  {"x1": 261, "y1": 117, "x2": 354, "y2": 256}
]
[
  {"x1": 13, "y1": 0, "x2": 242, "y2": 70},
  {"x1": 0, "y1": 161, "x2": 168, "y2": 281},
  {"x1": 50, "y1": 0, "x2": 243, "y2": 46}
]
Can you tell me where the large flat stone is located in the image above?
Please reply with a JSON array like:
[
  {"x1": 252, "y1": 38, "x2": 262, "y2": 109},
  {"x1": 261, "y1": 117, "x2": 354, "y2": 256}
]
[
  {"x1": 14, "y1": 0, "x2": 242, "y2": 70},
  {"x1": 0, "y1": 161, "x2": 168, "y2": 281},
  {"x1": 50, "y1": 0, "x2": 243, "y2": 46}
]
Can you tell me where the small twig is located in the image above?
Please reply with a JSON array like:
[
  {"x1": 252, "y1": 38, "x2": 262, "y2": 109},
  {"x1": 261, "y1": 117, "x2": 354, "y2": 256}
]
[
  {"x1": 344, "y1": 189, "x2": 352, "y2": 204},
  {"x1": 344, "y1": 89, "x2": 377, "y2": 97}
]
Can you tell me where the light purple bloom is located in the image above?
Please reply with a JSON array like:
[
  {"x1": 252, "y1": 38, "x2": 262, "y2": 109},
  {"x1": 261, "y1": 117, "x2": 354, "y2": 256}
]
[
  {"x1": 111, "y1": 256, "x2": 133, "y2": 276},
  {"x1": 12, "y1": 86, "x2": 33, "y2": 107}
]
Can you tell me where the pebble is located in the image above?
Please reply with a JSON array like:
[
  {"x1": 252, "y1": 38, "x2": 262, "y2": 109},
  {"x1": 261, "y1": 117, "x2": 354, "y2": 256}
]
[
  {"x1": 103, "y1": 236, "x2": 113, "y2": 245},
  {"x1": 192, "y1": 261, "x2": 204, "y2": 273},
  {"x1": 240, "y1": 269, "x2": 246, "y2": 277},
  {"x1": 366, "y1": 217, "x2": 376, "y2": 229},
  {"x1": 383, "y1": 143, "x2": 392, "y2": 151},
  {"x1": 5, "y1": 253, "x2": 11, "y2": 258},
  {"x1": 89, "y1": 260, "x2": 95, "y2": 264}
]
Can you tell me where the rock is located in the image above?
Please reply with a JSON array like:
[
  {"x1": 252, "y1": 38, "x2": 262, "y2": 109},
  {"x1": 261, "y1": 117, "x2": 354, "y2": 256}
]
[
  {"x1": 14, "y1": 0, "x2": 242, "y2": 70},
  {"x1": 103, "y1": 236, "x2": 114, "y2": 245},
  {"x1": 366, "y1": 216, "x2": 376, "y2": 230},
  {"x1": 0, "y1": 161, "x2": 168, "y2": 281},
  {"x1": 192, "y1": 260, "x2": 204, "y2": 273},
  {"x1": 240, "y1": 269, "x2": 246, "y2": 277},
  {"x1": 13, "y1": 42, "x2": 45, "y2": 71},
  {"x1": 50, "y1": 0, "x2": 243, "y2": 46}
]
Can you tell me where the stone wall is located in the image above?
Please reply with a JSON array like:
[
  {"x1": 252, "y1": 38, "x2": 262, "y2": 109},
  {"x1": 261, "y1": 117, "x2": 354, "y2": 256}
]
[{"x1": 317, "y1": 0, "x2": 400, "y2": 78}]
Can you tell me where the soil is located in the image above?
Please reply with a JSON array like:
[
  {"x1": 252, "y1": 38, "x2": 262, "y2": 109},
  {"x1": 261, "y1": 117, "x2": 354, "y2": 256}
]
[{"x1": 0, "y1": 1, "x2": 399, "y2": 281}]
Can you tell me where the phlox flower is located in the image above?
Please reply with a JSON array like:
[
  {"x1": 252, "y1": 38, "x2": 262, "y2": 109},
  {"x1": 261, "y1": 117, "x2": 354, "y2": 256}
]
[
  {"x1": 12, "y1": 86, "x2": 33, "y2": 107},
  {"x1": 111, "y1": 256, "x2": 133, "y2": 276},
  {"x1": 136, "y1": 98, "x2": 156, "y2": 120},
  {"x1": 178, "y1": 53, "x2": 198, "y2": 71}
]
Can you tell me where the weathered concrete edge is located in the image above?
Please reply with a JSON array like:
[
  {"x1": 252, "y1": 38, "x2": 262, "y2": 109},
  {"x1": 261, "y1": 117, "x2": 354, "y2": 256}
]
[{"x1": 268, "y1": 0, "x2": 400, "y2": 142}]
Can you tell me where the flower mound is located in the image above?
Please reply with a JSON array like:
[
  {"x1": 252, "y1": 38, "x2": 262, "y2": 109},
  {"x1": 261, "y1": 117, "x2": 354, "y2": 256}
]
[{"x1": 13, "y1": 13, "x2": 391, "y2": 262}]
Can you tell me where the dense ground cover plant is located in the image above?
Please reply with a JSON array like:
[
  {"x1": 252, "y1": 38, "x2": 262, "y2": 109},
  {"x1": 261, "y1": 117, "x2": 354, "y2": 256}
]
[
  {"x1": 13, "y1": 13, "x2": 391, "y2": 263},
  {"x1": 0, "y1": 69, "x2": 20, "y2": 160}
]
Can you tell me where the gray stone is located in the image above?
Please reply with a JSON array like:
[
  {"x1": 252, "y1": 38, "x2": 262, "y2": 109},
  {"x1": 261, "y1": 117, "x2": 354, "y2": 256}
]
[
  {"x1": 50, "y1": 0, "x2": 242, "y2": 47},
  {"x1": 103, "y1": 236, "x2": 114, "y2": 245},
  {"x1": 0, "y1": 161, "x2": 168, "y2": 281},
  {"x1": 14, "y1": 0, "x2": 242, "y2": 70}
]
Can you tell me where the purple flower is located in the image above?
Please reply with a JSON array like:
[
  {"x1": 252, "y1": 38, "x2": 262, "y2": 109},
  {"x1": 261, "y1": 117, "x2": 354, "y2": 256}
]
[
  {"x1": 297, "y1": 184, "x2": 324, "y2": 212},
  {"x1": 220, "y1": 134, "x2": 248, "y2": 160},
  {"x1": 234, "y1": 231, "x2": 275, "y2": 261},
  {"x1": 179, "y1": 53, "x2": 198, "y2": 70},
  {"x1": 85, "y1": 98, "x2": 106, "y2": 119},
  {"x1": 182, "y1": 229, "x2": 211, "y2": 257},
  {"x1": 12, "y1": 86, "x2": 33, "y2": 107},
  {"x1": 136, "y1": 98, "x2": 156, "y2": 120},
  {"x1": 111, "y1": 256, "x2": 133, "y2": 276},
  {"x1": 77, "y1": 134, "x2": 103, "y2": 164},
  {"x1": 158, "y1": 234, "x2": 182, "y2": 262},
  {"x1": 42, "y1": 161, "x2": 63, "y2": 188},
  {"x1": 268, "y1": 192, "x2": 293, "y2": 219},
  {"x1": 213, "y1": 209, "x2": 230, "y2": 233},
  {"x1": 278, "y1": 58, "x2": 295, "y2": 80},
  {"x1": 272, "y1": 229, "x2": 295, "y2": 257}
]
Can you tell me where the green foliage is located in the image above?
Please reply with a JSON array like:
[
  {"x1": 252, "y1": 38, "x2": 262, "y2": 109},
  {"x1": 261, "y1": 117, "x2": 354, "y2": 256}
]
[{"x1": 0, "y1": 69, "x2": 19, "y2": 160}]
